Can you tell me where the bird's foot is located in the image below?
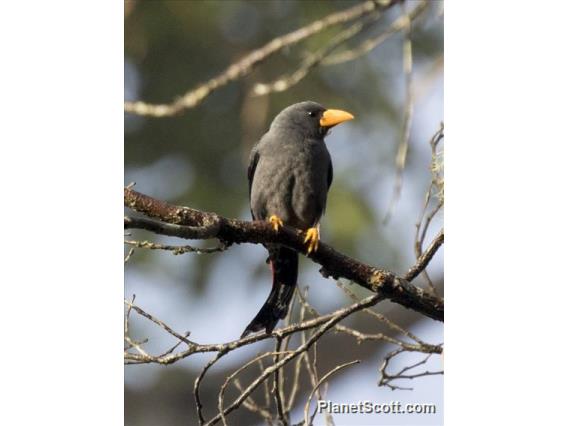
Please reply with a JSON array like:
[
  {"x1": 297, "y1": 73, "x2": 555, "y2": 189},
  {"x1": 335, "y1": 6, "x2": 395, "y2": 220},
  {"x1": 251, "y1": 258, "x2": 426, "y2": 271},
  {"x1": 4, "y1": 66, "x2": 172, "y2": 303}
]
[
  {"x1": 303, "y1": 227, "x2": 320, "y2": 254},
  {"x1": 268, "y1": 215, "x2": 284, "y2": 232}
]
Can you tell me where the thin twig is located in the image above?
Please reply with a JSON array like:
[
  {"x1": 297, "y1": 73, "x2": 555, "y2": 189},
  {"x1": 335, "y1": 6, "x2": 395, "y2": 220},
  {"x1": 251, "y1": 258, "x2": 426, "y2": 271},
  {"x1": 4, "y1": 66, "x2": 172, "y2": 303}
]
[
  {"x1": 304, "y1": 360, "x2": 360, "y2": 426},
  {"x1": 195, "y1": 350, "x2": 229, "y2": 426},
  {"x1": 124, "y1": 335, "x2": 150, "y2": 359},
  {"x1": 124, "y1": 247, "x2": 135, "y2": 263},
  {"x1": 323, "y1": 0, "x2": 429, "y2": 66},
  {"x1": 335, "y1": 281, "x2": 426, "y2": 344},
  {"x1": 125, "y1": 0, "x2": 401, "y2": 117},
  {"x1": 124, "y1": 293, "x2": 136, "y2": 335},
  {"x1": 384, "y1": 2, "x2": 415, "y2": 224},
  {"x1": 258, "y1": 357, "x2": 271, "y2": 410},
  {"x1": 414, "y1": 182, "x2": 440, "y2": 296},
  {"x1": 124, "y1": 239, "x2": 226, "y2": 255},
  {"x1": 379, "y1": 349, "x2": 443, "y2": 391},
  {"x1": 202, "y1": 294, "x2": 383, "y2": 426},
  {"x1": 124, "y1": 291, "x2": 387, "y2": 367},
  {"x1": 405, "y1": 228, "x2": 444, "y2": 282},
  {"x1": 233, "y1": 378, "x2": 274, "y2": 424},
  {"x1": 272, "y1": 336, "x2": 288, "y2": 426},
  {"x1": 414, "y1": 125, "x2": 444, "y2": 290},
  {"x1": 253, "y1": 11, "x2": 381, "y2": 96},
  {"x1": 286, "y1": 288, "x2": 309, "y2": 414},
  {"x1": 218, "y1": 351, "x2": 293, "y2": 426},
  {"x1": 297, "y1": 288, "x2": 440, "y2": 354},
  {"x1": 124, "y1": 299, "x2": 194, "y2": 345}
]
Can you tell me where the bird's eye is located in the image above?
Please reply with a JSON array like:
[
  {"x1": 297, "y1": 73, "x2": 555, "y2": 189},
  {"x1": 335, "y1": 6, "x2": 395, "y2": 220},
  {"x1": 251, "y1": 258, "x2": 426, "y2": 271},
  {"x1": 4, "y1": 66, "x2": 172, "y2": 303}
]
[{"x1": 308, "y1": 111, "x2": 317, "y2": 117}]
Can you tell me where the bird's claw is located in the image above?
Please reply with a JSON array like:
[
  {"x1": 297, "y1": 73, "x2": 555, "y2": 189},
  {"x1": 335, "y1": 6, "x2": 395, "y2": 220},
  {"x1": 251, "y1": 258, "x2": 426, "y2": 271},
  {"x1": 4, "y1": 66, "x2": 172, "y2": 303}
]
[
  {"x1": 268, "y1": 215, "x2": 284, "y2": 232},
  {"x1": 303, "y1": 227, "x2": 319, "y2": 254}
]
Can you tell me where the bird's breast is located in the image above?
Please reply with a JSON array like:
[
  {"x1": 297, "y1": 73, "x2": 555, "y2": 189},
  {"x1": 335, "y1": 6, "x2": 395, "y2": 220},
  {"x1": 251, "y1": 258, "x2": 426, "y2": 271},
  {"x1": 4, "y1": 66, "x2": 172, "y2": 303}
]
[{"x1": 250, "y1": 143, "x2": 330, "y2": 229}]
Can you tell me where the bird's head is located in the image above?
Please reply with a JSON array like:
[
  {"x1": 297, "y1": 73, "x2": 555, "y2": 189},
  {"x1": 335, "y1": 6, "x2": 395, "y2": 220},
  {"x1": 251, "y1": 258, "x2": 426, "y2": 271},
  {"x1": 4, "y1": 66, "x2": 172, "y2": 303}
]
[{"x1": 270, "y1": 101, "x2": 354, "y2": 139}]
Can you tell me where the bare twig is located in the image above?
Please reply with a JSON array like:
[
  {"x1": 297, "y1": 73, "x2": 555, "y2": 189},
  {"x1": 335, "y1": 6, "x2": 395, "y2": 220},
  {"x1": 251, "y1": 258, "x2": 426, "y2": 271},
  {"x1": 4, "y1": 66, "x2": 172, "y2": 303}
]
[
  {"x1": 233, "y1": 378, "x2": 274, "y2": 424},
  {"x1": 124, "y1": 215, "x2": 221, "y2": 240},
  {"x1": 384, "y1": 1, "x2": 415, "y2": 224},
  {"x1": 125, "y1": 187, "x2": 444, "y2": 322},
  {"x1": 419, "y1": 200, "x2": 443, "y2": 249},
  {"x1": 126, "y1": 291, "x2": 384, "y2": 367},
  {"x1": 301, "y1": 336, "x2": 331, "y2": 425},
  {"x1": 124, "y1": 211, "x2": 443, "y2": 422},
  {"x1": 409, "y1": 123, "x2": 444, "y2": 295},
  {"x1": 124, "y1": 239, "x2": 226, "y2": 255},
  {"x1": 124, "y1": 335, "x2": 150, "y2": 359},
  {"x1": 430, "y1": 122, "x2": 445, "y2": 203},
  {"x1": 125, "y1": 0, "x2": 401, "y2": 117},
  {"x1": 272, "y1": 337, "x2": 288, "y2": 426},
  {"x1": 253, "y1": 10, "x2": 381, "y2": 96},
  {"x1": 194, "y1": 350, "x2": 229, "y2": 425},
  {"x1": 335, "y1": 281, "x2": 425, "y2": 344},
  {"x1": 258, "y1": 357, "x2": 271, "y2": 410},
  {"x1": 124, "y1": 247, "x2": 135, "y2": 263},
  {"x1": 405, "y1": 228, "x2": 444, "y2": 282},
  {"x1": 304, "y1": 360, "x2": 360, "y2": 426},
  {"x1": 297, "y1": 287, "x2": 440, "y2": 355},
  {"x1": 202, "y1": 294, "x2": 382, "y2": 426},
  {"x1": 286, "y1": 289, "x2": 310, "y2": 415},
  {"x1": 218, "y1": 351, "x2": 293, "y2": 426},
  {"x1": 253, "y1": 1, "x2": 431, "y2": 96},
  {"x1": 124, "y1": 299, "x2": 193, "y2": 346},
  {"x1": 379, "y1": 349, "x2": 443, "y2": 391},
  {"x1": 414, "y1": 183, "x2": 439, "y2": 295},
  {"x1": 124, "y1": 294, "x2": 135, "y2": 335},
  {"x1": 323, "y1": 0, "x2": 429, "y2": 66}
]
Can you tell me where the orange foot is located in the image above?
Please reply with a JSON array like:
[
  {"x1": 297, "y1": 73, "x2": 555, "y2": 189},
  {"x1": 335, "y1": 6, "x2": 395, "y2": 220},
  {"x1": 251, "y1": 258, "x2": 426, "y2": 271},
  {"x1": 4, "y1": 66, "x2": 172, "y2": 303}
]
[
  {"x1": 303, "y1": 226, "x2": 320, "y2": 254},
  {"x1": 268, "y1": 215, "x2": 284, "y2": 232}
]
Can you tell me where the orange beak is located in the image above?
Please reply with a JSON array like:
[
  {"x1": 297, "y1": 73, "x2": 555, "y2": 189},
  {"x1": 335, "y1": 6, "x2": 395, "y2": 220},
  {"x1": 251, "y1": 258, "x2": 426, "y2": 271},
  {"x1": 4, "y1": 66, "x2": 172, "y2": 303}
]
[{"x1": 319, "y1": 109, "x2": 355, "y2": 128}]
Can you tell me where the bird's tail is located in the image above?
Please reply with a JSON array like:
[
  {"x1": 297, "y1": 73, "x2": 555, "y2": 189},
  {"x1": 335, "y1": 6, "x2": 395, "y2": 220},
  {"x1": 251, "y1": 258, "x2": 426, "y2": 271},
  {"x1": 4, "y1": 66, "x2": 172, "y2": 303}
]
[{"x1": 241, "y1": 247, "x2": 298, "y2": 338}]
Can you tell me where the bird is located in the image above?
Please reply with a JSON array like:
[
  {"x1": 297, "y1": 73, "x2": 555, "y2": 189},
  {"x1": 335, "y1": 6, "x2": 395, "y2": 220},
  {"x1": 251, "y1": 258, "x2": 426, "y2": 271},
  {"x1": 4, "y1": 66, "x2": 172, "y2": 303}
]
[{"x1": 241, "y1": 101, "x2": 354, "y2": 337}]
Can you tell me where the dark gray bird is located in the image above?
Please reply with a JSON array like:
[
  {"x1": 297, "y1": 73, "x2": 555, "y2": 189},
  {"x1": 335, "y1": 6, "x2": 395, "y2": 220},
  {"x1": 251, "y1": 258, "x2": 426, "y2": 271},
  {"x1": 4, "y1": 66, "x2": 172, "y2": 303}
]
[{"x1": 242, "y1": 101, "x2": 354, "y2": 337}]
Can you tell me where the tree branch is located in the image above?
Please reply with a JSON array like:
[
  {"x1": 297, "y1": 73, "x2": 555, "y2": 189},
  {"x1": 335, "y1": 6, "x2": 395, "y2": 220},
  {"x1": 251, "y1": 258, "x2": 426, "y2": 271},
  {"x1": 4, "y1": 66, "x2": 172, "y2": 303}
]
[
  {"x1": 405, "y1": 228, "x2": 444, "y2": 282},
  {"x1": 252, "y1": 9, "x2": 379, "y2": 96},
  {"x1": 322, "y1": 0, "x2": 428, "y2": 66},
  {"x1": 203, "y1": 294, "x2": 382, "y2": 426},
  {"x1": 378, "y1": 349, "x2": 443, "y2": 391},
  {"x1": 383, "y1": 0, "x2": 416, "y2": 224},
  {"x1": 304, "y1": 360, "x2": 360, "y2": 426},
  {"x1": 124, "y1": 0, "x2": 402, "y2": 117},
  {"x1": 124, "y1": 187, "x2": 443, "y2": 322}
]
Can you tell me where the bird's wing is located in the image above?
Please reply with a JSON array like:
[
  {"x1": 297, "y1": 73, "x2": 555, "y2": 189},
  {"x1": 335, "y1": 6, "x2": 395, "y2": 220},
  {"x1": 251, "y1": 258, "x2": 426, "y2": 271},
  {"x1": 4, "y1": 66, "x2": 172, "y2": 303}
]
[
  {"x1": 247, "y1": 148, "x2": 260, "y2": 219},
  {"x1": 316, "y1": 158, "x2": 333, "y2": 220}
]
